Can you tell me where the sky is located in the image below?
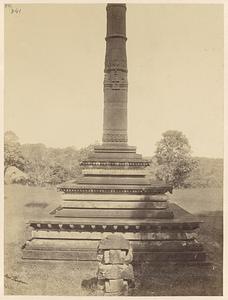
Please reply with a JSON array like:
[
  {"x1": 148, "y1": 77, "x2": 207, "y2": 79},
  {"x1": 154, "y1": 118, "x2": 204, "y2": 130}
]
[{"x1": 4, "y1": 4, "x2": 224, "y2": 158}]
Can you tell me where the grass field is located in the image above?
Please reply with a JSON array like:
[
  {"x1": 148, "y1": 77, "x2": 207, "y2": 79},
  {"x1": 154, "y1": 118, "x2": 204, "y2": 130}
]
[{"x1": 4, "y1": 184, "x2": 223, "y2": 296}]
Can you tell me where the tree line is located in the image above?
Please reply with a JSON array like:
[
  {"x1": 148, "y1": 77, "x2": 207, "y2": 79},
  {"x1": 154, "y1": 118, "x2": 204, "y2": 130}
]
[{"x1": 4, "y1": 130, "x2": 223, "y2": 188}]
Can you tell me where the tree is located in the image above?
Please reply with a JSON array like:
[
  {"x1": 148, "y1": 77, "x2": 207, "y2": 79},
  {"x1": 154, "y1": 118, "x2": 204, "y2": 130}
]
[
  {"x1": 21, "y1": 143, "x2": 96, "y2": 186},
  {"x1": 4, "y1": 131, "x2": 26, "y2": 173},
  {"x1": 155, "y1": 130, "x2": 197, "y2": 188}
]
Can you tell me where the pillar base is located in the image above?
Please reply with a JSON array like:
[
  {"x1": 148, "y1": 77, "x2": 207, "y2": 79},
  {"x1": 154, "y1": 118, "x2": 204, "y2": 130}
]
[{"x1": 22, "y1": 204, "x2": 206, "y2": 263}]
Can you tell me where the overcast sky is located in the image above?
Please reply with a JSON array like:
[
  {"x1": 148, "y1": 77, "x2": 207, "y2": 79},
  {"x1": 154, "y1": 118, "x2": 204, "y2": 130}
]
[{"x1": 4, "y1": 4, "x2": 223, "y2": 158}]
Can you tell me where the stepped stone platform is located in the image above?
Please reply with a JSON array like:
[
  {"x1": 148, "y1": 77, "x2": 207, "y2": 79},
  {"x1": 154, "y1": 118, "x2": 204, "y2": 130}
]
[{"x1": 22, "y1": 145, "x2": 206, "y2": 263}]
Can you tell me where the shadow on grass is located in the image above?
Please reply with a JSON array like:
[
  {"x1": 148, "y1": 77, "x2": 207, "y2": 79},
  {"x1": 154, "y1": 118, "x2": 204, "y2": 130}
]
[
  {"x1": 24, "y1": 202, "x2": 48, "y2": 208},
  {"x1": 81, "y1": 277, "x2": 98, "y2": 296},
  {"x1": 132, "y1": 212, "x2": 223, "y2": 296}
]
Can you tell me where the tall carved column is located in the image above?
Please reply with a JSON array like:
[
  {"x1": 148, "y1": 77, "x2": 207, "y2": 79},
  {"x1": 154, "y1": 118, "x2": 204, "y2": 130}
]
[
  {"x1": 103, "y1": 4, "x2": 128, "y2": 145},
  {"x1": 22, "y1": 4, "x2": 206, "y2": 266}
]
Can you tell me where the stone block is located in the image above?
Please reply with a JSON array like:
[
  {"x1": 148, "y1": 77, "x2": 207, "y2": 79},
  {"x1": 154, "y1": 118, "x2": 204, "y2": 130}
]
[
  {"x1": 104, "y1": 291, "x2": 122, "y2": 296},
  {"x1": 98, "y1": 234, "x2": 130, "y2": 250},
  {"x1": 105, "y1": 279, "x2": 124, "y2": 293},
  {"x1": 128, "y1": 279, "x2": 136, "y2": 288},
  {"x1": 61, "y1": 193, "x2": 168, "y2": 201},
  {"x1": 62, "y1": 200, "x2": 168, "y2": 209},
  {"x1": 78, "y1": 176, "x2": 150, "y2": 185},
  {"x1": 98, "y1": 264, "x2": 121, "y2": 279},
  {"x1": 96, "y1": 290, "x2": 105, "y2": 296},
  {"x1": 109, "y1": 250, "x2": 126, "y2": 264},
  {"x1": 97, "y1": 253, "x2": 103, "y2": 262},
  {"x1": 122, "y1": 280, "x2": 129, "y2": 295},
  {"x1": 104, "y1": 250, "x2": 110, "y2": 263},
  {"x1": 55, "y1": 207, "x2": 174, "y2": 219},
  {"x1": 121, "y1": 264, "x2": 134, "y2": 280},
  {"x1": 125, "y1": 248, "x2": 133, "y2": 264},
  {"x1": 98, "y1": 264, "x2": 134, "y2": 280}
]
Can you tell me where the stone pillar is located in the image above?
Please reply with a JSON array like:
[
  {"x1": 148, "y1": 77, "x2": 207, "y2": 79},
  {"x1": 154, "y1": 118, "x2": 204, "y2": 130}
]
[
  {"x1": 102, "y1": 4, "x2": 128, "y2": 145},
  {"x1": 97, "y1": 235, "x2": 135, "y2": 296}
]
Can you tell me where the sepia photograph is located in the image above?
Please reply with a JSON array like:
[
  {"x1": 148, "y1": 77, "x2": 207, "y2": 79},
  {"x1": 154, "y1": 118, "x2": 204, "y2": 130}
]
[{"x1": 3, "y1": 2, "x2": 224, "y2": 296}]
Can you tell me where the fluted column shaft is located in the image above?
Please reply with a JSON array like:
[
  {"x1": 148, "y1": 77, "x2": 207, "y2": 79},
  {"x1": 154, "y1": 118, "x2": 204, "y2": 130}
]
[{"x1": 102, "y1": 4, "x2": 128, "y2": 145}]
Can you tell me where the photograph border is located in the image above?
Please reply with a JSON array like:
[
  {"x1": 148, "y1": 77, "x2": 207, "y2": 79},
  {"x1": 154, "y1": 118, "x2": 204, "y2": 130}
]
[{"x1": 0, "y1": 0, "x2": 227, "y2": 299}]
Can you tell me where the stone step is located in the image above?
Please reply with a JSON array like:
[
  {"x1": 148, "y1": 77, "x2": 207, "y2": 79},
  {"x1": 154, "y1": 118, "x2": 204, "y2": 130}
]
[
  {"x1": 25, "y1": 239, "x2": 99, "y2": 250},
  {"x1": 22, "y1": 249, "x2": 97, "y2": 261},
  {"x1": 30, "y1": 219, "x2": 200, "y2": 231},
  {"x1": 131, "y1": 240, "x2": 204, "y2": 251},
  {"x1": 54, "y1": 208, "x2": 174, "y2": 219},
  {"x1": 59, "y1": 184, "x2": 172, "y2": 195},
  {"x1": 61, "y1": 193, "x2": 169, "y2": 201},
  {"x1": 22, "y1": 248, "x2": 206, "y2": 262},
  {"x1": 32, "y1": 204, "x2": 201, "y2": 230},
  {"x1": 88, "y1": 152, "x2": 142, "y2": 160},
  {"x1": 32, "y1": 230, "x2": 197, "y2": 241},
  {"x1": 25, "y1": 238, "x2": 203, "y2": 252},
  {"x1": 82, "y1": 168, "x2": 147, "y2": 176},
  {"x1": 133, "y1": 251, "x2": 206, "y2": 262},
  {"x1": 61, "y1": 200, "x2": 168, "y2": 209},
  {"x1": 80, "y1": 160, "x2": 150, "y2": 168},
  {"x1": 94, "y1": 144, "x2": 137, "y2": 152},
  {"x1": 77, "y1": 176, "x2": 151, "y2": 185}
]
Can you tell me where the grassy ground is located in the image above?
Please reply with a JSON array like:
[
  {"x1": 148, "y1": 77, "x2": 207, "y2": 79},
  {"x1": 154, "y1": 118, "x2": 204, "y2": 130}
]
[
  {"x1": 133, "y1": 212, "x2": 223, "y2": 296},
  {"x1": 4, "y1": 184, "x2": 223, "y2": 295}
]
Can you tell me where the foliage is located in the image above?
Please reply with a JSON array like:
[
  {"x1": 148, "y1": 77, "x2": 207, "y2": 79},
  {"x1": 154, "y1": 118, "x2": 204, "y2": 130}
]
[
  {"x1": 4, "y1": 130, "x2": 223, "y2": 188},
  {"x1": 4, "y1": 131, "x2": 27, "y2": 173},
  {"x1": 185, "y1": 157, "x2": 223, "y2": 188},
  {"x1": 21, "y1": 143, "x2": 94, "y2": 186},
  {"x1": 155, "y1": 130, "x2": 197, "y2": 188},
  {"x1": 4, "y1": 131, "x2": 95, "y2": 186}
]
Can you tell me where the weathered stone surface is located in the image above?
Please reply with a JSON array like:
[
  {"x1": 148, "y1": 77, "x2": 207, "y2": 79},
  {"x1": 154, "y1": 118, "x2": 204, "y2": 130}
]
[
  {"x1": 22, "y1": 248, "x2": 206, "y2": 262},
  {"x1": 94, "y1": 144, "x2": 137, "y2": 152},
  {"x1": 125, "y1": 248, "x2": 133, "y2": 264},
  {"x1": 97, "y1": 252, "x2": 103, "y2": 262},
  {"x1": 61, "y1": 193, "x2": 168, "y2": 201},
  {"x1": 77, "y1": 176, "x2": 151, "y2": 185},
  {"x1": 98, "y1": 235, "x2": 130, "y2": 250},
  {"x1": 25, "y1": 238, "x2": 99, "y2": 250},
  {"x1": 22, "y1": 249, "x2": 98, "y2": 261},
  {"x1": 97, "y1": 279, "x2": 105, "y2": 289},
  {"x1": 97, "y1": 263, "x2": 134, "y2": 280},
  {"x1": 32, "y1": 230, "x2": 196, "y2": 241},
  {"x1": 98, "y1": 264, "x2": 120, "y2": 279},
  {"x1": 4, "y1": 166, "x2": 28, "y2": 184},
  {"x1": 130, "y1": 240, "x2": 203, "y2": 252},
  {"x1": 122, "y1": 280, "x2": 129, "y2": 296},
  {"x1": 104, "y1": 279, "x2": 129, "y2": 295},
  {"x1": 97, "y1": 233, "x2": 134, "y2": 296},
  {"x1": 104, "y1": 251, "x2": 110, "y2": 264},
  {"x1": 105, "y1": 279, "x2": 124, "y2": 293},
  {"x1": 55, "y1": 207, "x2": 174, "y2": 219},
  {"x1": 23, "y1": 225, "x2": 33, "y2": 244},
  {"x1": 96, "y1": 290, "x2": 105, "y2": 296},
  {"x1": 62, "y1": 200, "x2": 168, "y2": 209},
  {"x1": 82, "y1": 168, "x2": 147, "y2": 176},
  {"x1": 133, "y1": 251, "x2": 207, "y2": 262},
  {"x1": 59, "y1": 183, "x2": 172, "y2": 195},
  {"x1": 108, "y1": 250, "x2": 126, "y2": 264},
  {"x1": 121, "y1": 264, "x2": 134, "y2": 280}
]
